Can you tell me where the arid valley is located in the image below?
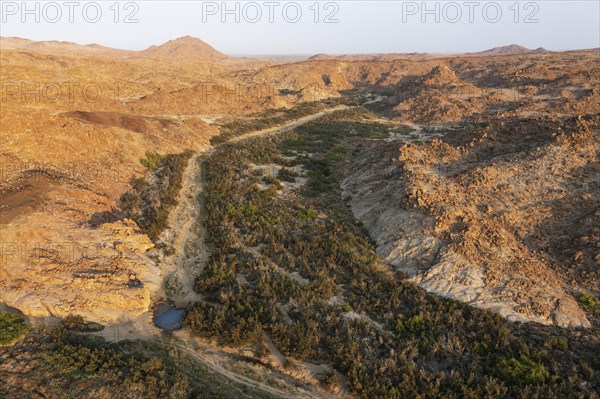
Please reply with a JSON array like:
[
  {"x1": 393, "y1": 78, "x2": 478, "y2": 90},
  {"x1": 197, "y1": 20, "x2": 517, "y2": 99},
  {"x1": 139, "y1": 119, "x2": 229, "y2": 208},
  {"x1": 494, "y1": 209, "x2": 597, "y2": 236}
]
[{"x1": 1, "y1": 20, "x2": 599, "y2": 399}]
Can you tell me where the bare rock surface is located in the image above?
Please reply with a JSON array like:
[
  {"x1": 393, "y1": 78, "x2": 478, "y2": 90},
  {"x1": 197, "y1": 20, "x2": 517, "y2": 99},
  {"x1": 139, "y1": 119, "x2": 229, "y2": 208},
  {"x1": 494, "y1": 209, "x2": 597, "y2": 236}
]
[{"x1": 342, "y1": 117, "x2": 598, "y2": 328}]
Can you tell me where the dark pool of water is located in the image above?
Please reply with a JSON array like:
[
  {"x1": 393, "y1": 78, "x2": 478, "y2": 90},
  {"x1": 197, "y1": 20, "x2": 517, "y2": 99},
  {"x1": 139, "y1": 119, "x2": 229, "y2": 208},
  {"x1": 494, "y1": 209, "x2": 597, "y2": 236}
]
[{"x1": 152, "y1": 303, "x2": 186, "y2": 331}]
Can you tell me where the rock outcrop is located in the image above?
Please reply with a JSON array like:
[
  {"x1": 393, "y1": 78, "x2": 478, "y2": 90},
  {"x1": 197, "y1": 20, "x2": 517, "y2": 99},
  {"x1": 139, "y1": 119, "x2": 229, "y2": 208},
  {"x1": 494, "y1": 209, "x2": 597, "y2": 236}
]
[{"x1": 342, "y1": 116, "x2": 598, "y2": 328}]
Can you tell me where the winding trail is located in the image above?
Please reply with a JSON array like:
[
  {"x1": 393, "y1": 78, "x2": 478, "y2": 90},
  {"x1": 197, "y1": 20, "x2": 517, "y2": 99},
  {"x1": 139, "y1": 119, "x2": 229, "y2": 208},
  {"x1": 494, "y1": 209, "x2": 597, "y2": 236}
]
[
  {"x1": 156, "y1": 334, "x2": 325, "y2": 399},
  {"x1": 228, "y1": 104, "x2": 350, "y2": 143}
]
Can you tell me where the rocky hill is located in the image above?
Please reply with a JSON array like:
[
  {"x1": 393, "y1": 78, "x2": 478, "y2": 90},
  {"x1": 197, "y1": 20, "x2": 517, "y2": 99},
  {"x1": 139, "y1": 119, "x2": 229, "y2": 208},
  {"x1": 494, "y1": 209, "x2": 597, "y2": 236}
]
[
  {"x1": 474, "y1": 44, "x2": 534, "y2": 56},
  {"x1": 142, "y1": 35, "x2": 231, "y2": 61},
  {"x1": 342, "y1": 115, "x2": 599, "y2": 328}
]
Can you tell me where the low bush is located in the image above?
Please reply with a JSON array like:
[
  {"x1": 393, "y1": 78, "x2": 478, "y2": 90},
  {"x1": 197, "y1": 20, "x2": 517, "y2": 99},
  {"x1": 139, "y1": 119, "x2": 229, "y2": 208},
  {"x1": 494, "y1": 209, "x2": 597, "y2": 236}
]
[
  {"x1": 0, "y1": 312, "x2": 29, "y2": 346},
  {"x1": 121, "y1": 150, "x2": 194, "y2": 240}
]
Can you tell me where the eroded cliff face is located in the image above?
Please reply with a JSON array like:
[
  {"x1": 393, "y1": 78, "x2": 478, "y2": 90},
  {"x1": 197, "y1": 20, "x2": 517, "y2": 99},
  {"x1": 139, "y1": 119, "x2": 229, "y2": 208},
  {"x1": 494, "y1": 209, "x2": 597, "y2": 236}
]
[{"x1": 342, "y1": 116, "x2": 598, "y2": 328}]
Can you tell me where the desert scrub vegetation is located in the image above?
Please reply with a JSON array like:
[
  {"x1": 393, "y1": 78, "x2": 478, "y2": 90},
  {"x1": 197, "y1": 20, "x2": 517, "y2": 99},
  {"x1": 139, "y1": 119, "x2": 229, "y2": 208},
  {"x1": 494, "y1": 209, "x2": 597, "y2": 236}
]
[
  {"x1": 0, "y1": 312, "x2": 29, "y2": 346},
  {"x1": 185, "y1": 108, "x2": 599, "y2": 398},
  {"x1": 389, "y1": 125, "x2": 415, "y2": 134},
  {"x1": 578, "y1": 293, "x2": 600, "y2": 317},
  {"x1": 139, "y1": 150, "x2": 163, "y2": 171},
  {"x1": 121, "y1": 150, "x2": 194, "y2": 240},
  {"x1": 210, "y1": 97, "x2": 354, "y2": 145},
  {"x1": 1, "y1": 321, "x2": 277, "y2": 399},
  {"x1": 1, "y1": 325, "x2": 190, "y2": 398},
  {"x1": 496, "y1": 355, "x2": 550, "y2": 387}
]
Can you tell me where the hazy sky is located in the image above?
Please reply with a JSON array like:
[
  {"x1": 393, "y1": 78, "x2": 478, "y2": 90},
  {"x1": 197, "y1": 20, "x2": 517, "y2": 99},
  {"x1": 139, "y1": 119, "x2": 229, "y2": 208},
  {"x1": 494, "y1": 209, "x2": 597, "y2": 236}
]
[{"x1": 1, "y1": 1, "x2": 599, "y2": 54}]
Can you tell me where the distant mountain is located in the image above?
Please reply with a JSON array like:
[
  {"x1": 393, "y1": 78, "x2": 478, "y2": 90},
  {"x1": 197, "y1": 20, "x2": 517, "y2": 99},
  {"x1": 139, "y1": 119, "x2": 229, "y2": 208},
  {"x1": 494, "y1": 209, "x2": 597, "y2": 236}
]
[
  {"x1": 0, "y1": 37, "x2": 132, "y2": 56},
  {"x1": 532, "y1": 47, "x2": 550, "y2": 53},
  {"x1": 142, "y1": 35, "x2": 230, "y2": 61},
  {"x1": 1, "y1": 36, "x2": 266, "y2": 65},
  {"x1": 307, "y1": 53, "x2": 437, "y2": 62},
  {"x1": 25, "y1": 40, "x2": 123, "y2": 53},
  {"x1": 308, "y1": 53, "x2": 332, "y2": 60},
  {"x1": 249, "y1": 54, "x2": 311, "y2": 62},
  {"x1": 474, "y1": 44, "x2": 548, "y2": 56},
  {"x1": 307, "y1": 46, "x2": 554, "y2": 61},
  {"x1": 0, "y1": 37, "x2": 34, "y2": 50}
]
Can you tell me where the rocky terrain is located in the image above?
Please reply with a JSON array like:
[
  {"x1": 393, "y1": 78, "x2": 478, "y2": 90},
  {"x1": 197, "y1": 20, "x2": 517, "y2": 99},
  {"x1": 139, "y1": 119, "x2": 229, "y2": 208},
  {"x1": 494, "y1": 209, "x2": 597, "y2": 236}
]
[
  {"x1": 340, "y1": 51, "x2": 599, "y2": 330},
  {"x1": 1, "y1": 37, "x2": 218, "y2": 322},
  {"x1": 1, "y1": 35, "x2": 598, "y2": 326},
  {"x1": 1, "y1": 35, "x2": 599, "y2": 398},
  {"x1": 343, "y1": 115, "x2": 599, "y2": 328}
]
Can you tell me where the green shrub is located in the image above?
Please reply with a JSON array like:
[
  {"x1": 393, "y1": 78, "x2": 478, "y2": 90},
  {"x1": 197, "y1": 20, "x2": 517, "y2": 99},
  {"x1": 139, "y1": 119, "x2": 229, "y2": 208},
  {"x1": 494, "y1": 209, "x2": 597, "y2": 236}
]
[
  {"x1": 210, "y1": 98, "x2": 348, "y2": 145},
  {"x1": 139, "y1": 151, "x2": 162, "y2": 170},
  {"x1": 578, "y1": 293, "x2": 600, "y2": 316},
  {"x1": 264, "y1": 175, "x2": 282, "y2": 189},
  {"x1": 0, "y1": 312, "x2": 29, "y2": 346},
  {"x1": 317, "y1": 370, "x2": 339, "y2": 389},
  {"x1": 277, "y1": 167, "x2": 297, "y2": 182},
  {"x1": 122, "y1": 150, "x2": 194, "y2": 240},
  {"x1": 497, "y1": 355, "x2": 549, "y2": 386},
  {"x1": 296, "y1": 208, "x2": 318, "y2": 220},
  {"x1": 389, "y1": 125, "x2": 415, "y2": 134},
  {"x1": 395, "y1": 314, "x2": 428, "y2": 338}
]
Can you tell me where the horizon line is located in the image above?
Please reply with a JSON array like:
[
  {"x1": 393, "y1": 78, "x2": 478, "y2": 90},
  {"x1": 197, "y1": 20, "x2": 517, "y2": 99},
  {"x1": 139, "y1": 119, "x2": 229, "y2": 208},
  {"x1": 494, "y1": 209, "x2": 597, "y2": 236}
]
[{"x1": 2, "y1": 35, "x2": 599, "y2": 57}]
